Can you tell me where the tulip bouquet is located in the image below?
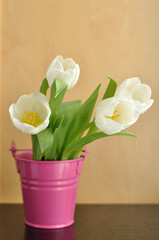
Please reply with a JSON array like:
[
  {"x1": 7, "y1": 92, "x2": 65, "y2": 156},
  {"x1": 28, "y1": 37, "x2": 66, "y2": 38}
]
[{"x1": 9, "y1": 56, "x2": 154, "y2": 161}]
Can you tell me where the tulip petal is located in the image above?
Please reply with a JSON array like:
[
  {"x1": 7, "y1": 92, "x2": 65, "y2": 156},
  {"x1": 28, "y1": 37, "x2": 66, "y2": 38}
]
[
  {"x1": 115, "y1": 89, "x2": 132, "y2": 101},
  {"x1": 116, "y1": 77, "x2": 141, "y2": 96},
  {"x1": 146, "y1": 99, "x2": 154, "y2": 111},
  {"x1": 9, "y1": 92, "x2": 51, "y2": 135},
  {"x1": 95, "y1": 94, "x2": 138, "y2": 135},
  {"x1": 46, "y1": 60, "x2": 63, "y2": 87},
  {"x1": 47, "y1": 55, "x2": 63, "y2": 71},
  {"x1": 60, "y1": 58, "x2": 76, "y2": 70},
  {"x1": 116, "y1": 77, "x2": 154, "y2": 115},
  {"x1": 46, "y1": 55, "x2": 80, "y2": 90},
  {"x1": 95, "y1": 97, "x2": 117, "y2": 118},
  {"x1": 30, "y1": 92, "x2": 49, "y2": 103},
  {"x1": 52, "y1": 70, "x2": 72, "y2": 87},
  {"x1": 11, "y1": 116, "x2": 50, "y2": 135},
  {"x1": 69, "y1": 64, "x2": 80, "y2": 90},
  {"x1": 13, "y1": 95, "x2": 36, "y2": 119},
  {"x1": 133, "y1": 98, "x2": 154, "y2": 114},
  {"x1": 95, "y1": 115, "x2": 122, "y2": 135},
  {"x1": 115, "y1": 101, "x2": 134, "y2": 125},
  {"x1": 13, "y1": 93, "x2": 50, "y2": 121},
  {"x1": 130, "y1": 83, "x2": 151, "y2": 104}
]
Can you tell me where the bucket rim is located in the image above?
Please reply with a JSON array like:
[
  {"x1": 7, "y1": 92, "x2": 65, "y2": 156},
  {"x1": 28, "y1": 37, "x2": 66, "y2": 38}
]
[
  {"x1": 10, "y1": 141, "x2": 89, "y2": 164},
  {"x1": 15, "y1": 151, "x2": 85, "y2": 164}
]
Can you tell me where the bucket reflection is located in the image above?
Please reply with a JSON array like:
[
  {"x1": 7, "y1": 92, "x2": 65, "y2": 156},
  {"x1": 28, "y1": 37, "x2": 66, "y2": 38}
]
[{"x1": 25, "y1": 224, "x2": 75, "y2": 240}]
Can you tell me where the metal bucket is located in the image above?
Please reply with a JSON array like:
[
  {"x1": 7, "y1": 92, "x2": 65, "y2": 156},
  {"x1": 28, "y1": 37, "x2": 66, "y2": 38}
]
[{"x1": 10, "y1": 141, "x2": 87, "y2": 229}]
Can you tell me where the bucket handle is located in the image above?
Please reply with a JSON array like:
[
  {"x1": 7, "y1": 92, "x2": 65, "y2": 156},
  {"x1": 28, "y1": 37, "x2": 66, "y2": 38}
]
[
  {"x1": 76, "y1": 146, "x2": 90, "y2": 175},
  {"x1": 10, "y1": 141, "x2": 32, "y2": 158},
  {"x1": 10, "y1": 141, "x2": 90, "y2": 175},
  {"x1": 10, "y1": 141, "x2": 32, "y2": 174}
]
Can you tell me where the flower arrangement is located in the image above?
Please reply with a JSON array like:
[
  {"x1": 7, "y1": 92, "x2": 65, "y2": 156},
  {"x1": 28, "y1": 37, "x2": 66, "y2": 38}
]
[{"x1": 9, "y1": 55, "x2": 154, "y2": 161}]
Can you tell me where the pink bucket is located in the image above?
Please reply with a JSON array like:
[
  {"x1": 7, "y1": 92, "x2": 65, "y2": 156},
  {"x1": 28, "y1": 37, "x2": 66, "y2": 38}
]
[{"x1": 10, "y1": 141, "x2": 87, "y2": 229}]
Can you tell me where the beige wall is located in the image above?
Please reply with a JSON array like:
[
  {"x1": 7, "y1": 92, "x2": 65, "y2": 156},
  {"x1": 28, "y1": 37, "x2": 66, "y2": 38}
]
[{"x1": 1, "y1": 0, "x2": 159, "y2": 203}]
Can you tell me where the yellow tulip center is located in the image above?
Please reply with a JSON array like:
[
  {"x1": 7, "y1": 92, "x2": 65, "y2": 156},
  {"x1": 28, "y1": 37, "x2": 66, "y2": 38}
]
[
  {"x1": 21, "y1": 111, "x2": 43, "y2": 127},
  {"x1": 105, "y1": 109, "x2": 120, "y2": 121}
]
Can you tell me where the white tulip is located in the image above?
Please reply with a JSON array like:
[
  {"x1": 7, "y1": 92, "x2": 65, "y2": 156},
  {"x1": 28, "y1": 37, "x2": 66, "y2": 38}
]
[
  {"x1": 115, "y1": 77, "x2": 154, "y2": 114},
  {"x1": 9, "y1": 92, "x2": 51, "y2": 135},
  {"x1": 95, "y1": 94, "x2": 139, "y2": 135},
  {"x1": 46, "y1": 55, "x2": 80, "y2": 90}
]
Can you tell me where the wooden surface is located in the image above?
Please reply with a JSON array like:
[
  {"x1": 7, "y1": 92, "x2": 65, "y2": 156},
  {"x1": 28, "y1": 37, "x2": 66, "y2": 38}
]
[
  {"x1": 0, "y1": 204, "x2": 159, "y2": 240},
  {"x1": 1, "y1": 0, "x2": 159, "y2": 203}
]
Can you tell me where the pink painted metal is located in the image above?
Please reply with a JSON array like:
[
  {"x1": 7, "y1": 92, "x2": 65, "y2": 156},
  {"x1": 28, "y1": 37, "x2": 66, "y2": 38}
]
[{"x1": 10, "y1": 141, "x2": 88, "y2": 229}]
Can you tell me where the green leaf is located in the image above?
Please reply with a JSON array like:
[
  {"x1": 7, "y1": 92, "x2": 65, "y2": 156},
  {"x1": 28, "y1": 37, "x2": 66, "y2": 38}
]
[
  {"x1": 87, "y1": 120, "x2": 98, "y2": 135},
  {"x1": 32, "y1": 128, "x2": 53, "y2": 160},
  {"x1": 31, "y1": 135, "x2": 41, "y2": 160},
  {"x1": 49, "y1": 80, "x2": 68, "y2": 126},
  {"x1": 45, "y1": 100, "x2": 82, "y2": 160},
  {"x1": 62, "y1": 132, "x2": 107, "y2": 159},
  {"x1": 67, "y1": 121, "x2": 94, "y2": 159},
  {"x1": 68, "y1": 147, "x2": 83, "y2": 160},
  {"x1": 37, "y1": 128, "x2": 54, "y2": 155},
  {"x1": 102, "y1": 76, "x2": 117, "y2": 99},
  {"x1": 62, "y1": 131, "x2": 136, "y2": 159},
  {"x1": 63, "y1": 84, "x2": 101, "y2": 149},
  {"x1": 52, "y1": 100, "x2": 82, "y2": 133},
  {"x1": 45, "y1": 117, "x2": 64, "y2": 160},
  {"x1": 70, "y1": 121, "x2": 95, "y2": 141},
  {"x1": 50, "y1": 79, "x2": 68, "y2": 98},
  {"x1": 115, "y1": 131, "x2": 137, "y2": 137},
  {"x1": 40, "y1": 78, "x2": 49, "y2": 95}
]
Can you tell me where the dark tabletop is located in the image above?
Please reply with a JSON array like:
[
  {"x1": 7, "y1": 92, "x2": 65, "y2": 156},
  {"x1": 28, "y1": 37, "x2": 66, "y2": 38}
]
[{"x1": 0, "y1": 204, "x2": 159, "y2": 240}]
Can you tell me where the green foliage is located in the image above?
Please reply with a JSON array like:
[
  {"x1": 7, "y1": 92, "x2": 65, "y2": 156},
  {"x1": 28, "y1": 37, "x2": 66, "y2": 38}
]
[
  {"x1": 62, "y1": 131, "x2": 136, "y2": 160},
  {"x1": 45, "y1": 117, "x2": 64, "y2": 160},
  {"x1": 49, "y1": 80, "x2": 68, "y2": 125},
  {"x1": 32, "y1": 79, "x2": 68, "y2": 160},
  {"x1": 45, "y1": 100, "x2": 82, "y2": 160},
  {"x1": 102, "y1": 76, "x2": 117, "y2": 99},
  {"x1": 32, "y1": 76, "x2": 136, "y2": 161},
  {"x1": 40, "y1": 78, "x2": 49, "y2": 95},
  {"x1": 63, "y1": 84, "x2": 101, "y2": 148},
  {"x1": 32, "y1": 128, "x2": 53, "y2": 160}
]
